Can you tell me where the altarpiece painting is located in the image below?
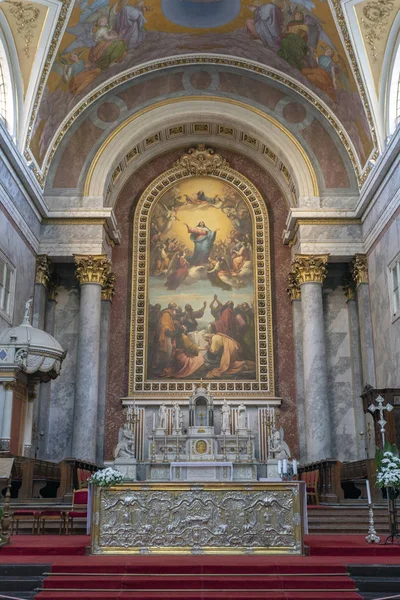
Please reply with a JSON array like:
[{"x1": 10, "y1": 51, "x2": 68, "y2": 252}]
[{"x1": 129, "y1": 146, "x2": 274, "y2": 399}]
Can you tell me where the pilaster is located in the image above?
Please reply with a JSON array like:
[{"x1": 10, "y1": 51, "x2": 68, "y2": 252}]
[{"x1": 351, "y1": 254, "x2": 376, "y2": 387}]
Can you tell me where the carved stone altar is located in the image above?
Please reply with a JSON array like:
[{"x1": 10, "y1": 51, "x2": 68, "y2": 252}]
[{"x1": 91, "y1": 481, "x2": 305, "y2": 555}]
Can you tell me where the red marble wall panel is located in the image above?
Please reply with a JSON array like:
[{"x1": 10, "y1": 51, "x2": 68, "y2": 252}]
[
  {"x1": 105, "y1": 148, "x2": 298, "y2": 461},
  {"x1": 301, "y1": 119, "x2": 350, "y2": 188}
]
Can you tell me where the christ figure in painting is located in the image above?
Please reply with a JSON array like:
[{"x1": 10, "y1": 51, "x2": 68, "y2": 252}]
[{"x1": 185, "y1": 221, "x2": 217, "y2": 265}]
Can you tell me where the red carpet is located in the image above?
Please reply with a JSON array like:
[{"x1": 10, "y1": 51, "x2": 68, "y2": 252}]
[{"x1": 1, "y1": 535, "x2": 400, "y2": 599}]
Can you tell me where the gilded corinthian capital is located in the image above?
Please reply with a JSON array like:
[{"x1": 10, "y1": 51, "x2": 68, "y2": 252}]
[
  {"x1": 286, "y1": 272, "x2": 301, "y2": 301},
  {"x1": 352, "y1": 254, "x2": 368, "y2": 286},
  {"x1": 74, "y1": 255, "x2": 111, "y2": 286},
  {"x1": 35, "y1": 255, "x2": 51, "y2": 287},
  {"x1": 292, "y1": 254, "x2": 329, "y2": 285},
  {"x1": 102, "y1": 273, "x2": 116, "y2": 301}
]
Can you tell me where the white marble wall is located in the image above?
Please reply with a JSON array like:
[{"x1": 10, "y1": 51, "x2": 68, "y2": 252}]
[
  {"x1": 368, "y1": 217, "x2": 400, "y2": 387},
  {"x1": 323, "y1": 265, "x2": 358, "y2": 461},
  {"x1": 44, "y1": 266, "x2": 80, "y2": 460}
]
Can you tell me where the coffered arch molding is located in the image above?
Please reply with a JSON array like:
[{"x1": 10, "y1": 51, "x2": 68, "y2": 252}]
[{"x1": 84, "y1": 99, "x2": 319, "y2": 205}]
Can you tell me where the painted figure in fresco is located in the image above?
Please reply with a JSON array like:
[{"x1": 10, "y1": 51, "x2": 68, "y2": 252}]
[
  {"x1": 162, "y1": 325, "x2": 204, "y2": 378},
  {"x1": 185, "y1": 221, "x2": 218, "y2": 265},
  {"x1": 246, "y1": 0, "x2": 285, "y2": 52},
  {"x1": 278, "y1": 11, "x2": 309, "y2": 70},
  {"x1": 153, "y1": 302, "x2": 179, "y2": 372},
  {"x1": 165, "y1": 249, "x2": 190, "y2": 290},
  {"x1": 58, "y1": 52, "x2": 100, "y2": 96},
  {"x1": 235, "y1": 302, "x2": 256, "y2": 361},
  {"x1": 203, "y1": 333, "x2": 255, "y2": 379},
  {"x1": 181, "y1": 302, "x2": 207, "y2": 333},
  {"x1": 302, "y1": 47, "x2": 337, "y2": 102},
  {"x1": 88, "y1": 15, "x2": 127, "y2": 70},
  {"x1": 114, "y1": 0, "x2": 147, "y2": 49},
  {"x1": 211, "y1": 300, "x2": 236, "y2": 339}
]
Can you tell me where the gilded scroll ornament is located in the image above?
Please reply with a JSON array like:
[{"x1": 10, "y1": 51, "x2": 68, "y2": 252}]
[
  {"x1": 360, "y1": 0, "x2": 395, "y2": 61},
  {"x1": 101, "y1": 273, "x2": 116, "y2": 301},
  {"x1": 74, "y1": 255, "x2": 111, "y2": 286},
  {"x1": 175, "y1": 144, "x2": 229, "y2": 176},
  {"x1": 5, "y1": 1, "x2": 40, "y2": 58},
  {"x1": 35, "y1": 255, "x2": 51, "y2": 287},
  {"x1": 352, "y1": 254, "x2": 369, "y2": 286},
  {"x1": 286, "y1": 272, "x2": 301, "y2": 301},
  {"x1": 292, "y1": 254, "x2": 329, "y2": 285}
]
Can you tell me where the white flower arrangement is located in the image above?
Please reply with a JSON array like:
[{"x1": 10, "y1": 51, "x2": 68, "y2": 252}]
[
  {"x1": 376, "y1": 450, "x2": 400, "y2": 489},
  {"x1": 89, "y1": 467, "x2": 124, "y2": 487}
]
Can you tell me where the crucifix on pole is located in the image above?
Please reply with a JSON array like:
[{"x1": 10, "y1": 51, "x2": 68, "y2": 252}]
[{"x1": 368, "y1": 395, "x2": 393, "y2": 449}]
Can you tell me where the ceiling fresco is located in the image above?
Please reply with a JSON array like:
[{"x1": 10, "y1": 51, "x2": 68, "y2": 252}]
[{"x1": 28, "y1": 0, "x2": 375, "y2": 175}]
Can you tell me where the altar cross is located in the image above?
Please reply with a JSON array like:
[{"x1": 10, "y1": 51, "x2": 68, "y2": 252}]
[{"x1": 368, "y1": 395, "x2": 393, "y2": 448}]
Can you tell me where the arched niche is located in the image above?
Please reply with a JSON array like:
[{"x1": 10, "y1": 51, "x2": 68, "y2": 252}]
[{"x1": 129, "y1": 145, "x2": 274, "y2": 401}]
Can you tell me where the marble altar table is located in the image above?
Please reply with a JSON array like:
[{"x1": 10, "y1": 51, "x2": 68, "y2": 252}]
[
  {"x1": 170, "y1": 461, "x2": 233, "y2": 481},
  {"x1": 90, "y1": 481, "x2": 305, "y2": 555}
]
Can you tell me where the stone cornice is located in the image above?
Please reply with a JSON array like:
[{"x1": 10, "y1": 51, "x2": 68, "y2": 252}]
[
  {"x1": 292, "y1": 254, "x2": 329, "y2": 285},
  {"x1": 74, "y1": 255, "x2": 111, "y2": 286}
]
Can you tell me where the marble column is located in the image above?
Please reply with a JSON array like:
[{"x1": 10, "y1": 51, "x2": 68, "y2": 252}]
[
  {"x1": 1, "y1": 381, "x2": 15, "y2": 451},
  {"x1": 24, "y1": 385, "x2": 36, "y2": 457},
  {"x1": 287, "y1": 273, "x2": 306, "y2": 463},
  {"x1": 293, "y1": 254, "x2": 332, "y2": 462},
  {"x1": 352, "y1": 255, "x2": 376, "y2": 388},
  {"x1": 37, "y1": 279, "x2": 58, "y2": 459},
  {"x1": 72, "y1": 255, "x2": 111, "y2": 463},
  {"x1": 96, "y1": 273, "x2": 115, "y2": 464},
  {"x1": 343, "y1": 277, "x2": 365, "y2": 459}
]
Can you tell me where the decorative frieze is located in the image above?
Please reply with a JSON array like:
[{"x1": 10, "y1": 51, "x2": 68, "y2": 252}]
[
  {"x1": 352, "y1": 254, "x2": 369, "y2": 286},
  {"x1": 101, "y1": 273, "x2": 116, "y2": 301},
  {"x1": 74, "y1": 255, "x2": 111, "y2": 286},
  {"x1": 292, "y1": 254, "x2": 329, "y2": 285},
  {"x1": 286, "y1": 272, "x2": 301, "y2": 301},
  {"x1": 35, "y1": 255, "x2": 51, "y2": 287}
]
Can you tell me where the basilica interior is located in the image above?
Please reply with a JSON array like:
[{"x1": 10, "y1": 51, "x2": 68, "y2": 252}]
[{"x1": 0, "y1": 0, "x2": 399, "y2": 597}]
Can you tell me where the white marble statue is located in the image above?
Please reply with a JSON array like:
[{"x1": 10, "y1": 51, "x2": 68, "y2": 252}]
[
  {"x1": 114, "y1": 425, "x2": 135, "y2": 459},
  {"x1": 237, "y1": 402, "x2": 248, "y2": 430},
  {"x1": 158, "y1": 403, "x2": 168, "y2": 430},
  {"x1": 172, "y1": 402, "x2": 183, "y2": 433},
  {"x1": 270, "y1": 427, "x2": 291, "y2": 459},
  {"x1": 24, "y1": 297, "x2": 33, "y2": 324},
  {"x1": 221, "y1": 399, "x2": 231, "y2": 432}
]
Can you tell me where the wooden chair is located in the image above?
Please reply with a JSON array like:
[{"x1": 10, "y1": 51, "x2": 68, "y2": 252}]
[
  {"x1": 37, "y1": 509, "x2": 66, "y2": 535},
  {"x1": 11, "y1": 510, "x2": 39, "y2": 534},
  {"x1": 65, "y1": 489, "x2": 88, "y2": 534},
  {"x1": 302, "y1": 470, "x2": 320, "y2": 505},
  {"x1": 77, "y1": 468, "x2": 91, "y2": 489}
]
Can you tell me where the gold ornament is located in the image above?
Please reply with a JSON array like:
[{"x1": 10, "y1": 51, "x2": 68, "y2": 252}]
[
  {"x1": 196, "y1": 440, "x2": 207, "y2": 454},
  {"x1": 292, "y1": 254, "x2": 329, "y2": 285},
  {"x1": 342, "y1": 274, "x2": 356, "y2": 301},
  {"x1": 35, "y1": 255, "x2": 51, "y2": 287},
  {"x1": 175, "y1": 144, "x2": 229, "y2": 176},
  {"x1": 352, "y1": 254, "x2": 368, "y2": 286},
  {"x1": 5, "y1": 1, "x2": 40, "y2": 58},
  {"x1": 74, "y1": 255, "x2": 111, "y2": 286},
  {"x1": 102, "y1": 273, "x2": 116, "y2": 301},
  {"x1": 286, "y1": 272, "x2": 301, "y2": 301}
]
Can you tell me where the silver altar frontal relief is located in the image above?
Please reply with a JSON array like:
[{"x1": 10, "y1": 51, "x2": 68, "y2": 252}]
[{"x1": 90, "y1": 482, "x2": 305, "y2": 555}]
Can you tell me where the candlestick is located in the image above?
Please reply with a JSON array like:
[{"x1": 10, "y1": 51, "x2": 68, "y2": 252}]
[
  {"x1": 278, "y1": 459, "x2": 282, "y2": 475},
  {"x1": 366, "y1": 479, "x2": 372, "y2": 505},
  {"x1": 292, "y1": 459, "x2": 297, "y2": 475},
  {"x1": 283, "y1": 459, "x2": 288, "y2": 475}
]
